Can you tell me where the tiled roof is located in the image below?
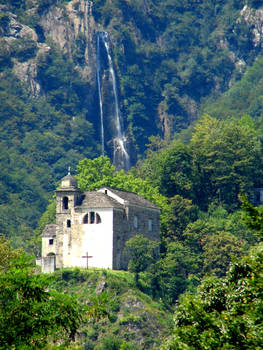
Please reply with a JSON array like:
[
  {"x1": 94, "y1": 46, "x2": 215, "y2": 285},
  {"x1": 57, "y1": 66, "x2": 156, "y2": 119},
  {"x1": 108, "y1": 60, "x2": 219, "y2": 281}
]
[
  {"x1": 102, "y1": 187, "x2": 160, "y2": 210},
  {"x1": 76, "y1": 192, "x2": 124, "y2": 209}
]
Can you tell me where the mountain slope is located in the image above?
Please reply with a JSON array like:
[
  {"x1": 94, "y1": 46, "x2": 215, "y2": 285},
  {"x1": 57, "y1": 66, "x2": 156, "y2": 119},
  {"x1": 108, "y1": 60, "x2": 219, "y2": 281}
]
[
  {"x1": 1, "y1": 0, "x2": 263, "y2": 246},
  {"x1": 51, "y1": 268, "x2": 173, "y2": 349}
]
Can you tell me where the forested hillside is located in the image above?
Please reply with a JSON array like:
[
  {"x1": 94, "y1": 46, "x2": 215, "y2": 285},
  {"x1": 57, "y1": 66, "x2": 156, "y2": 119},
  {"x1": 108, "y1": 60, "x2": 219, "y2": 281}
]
[
  {"x1": 3, "y1": 2, "x2": 263, "y2": 348},
  {"x1": 1, "y1": 0, "x2": 263, "y2": 251}
]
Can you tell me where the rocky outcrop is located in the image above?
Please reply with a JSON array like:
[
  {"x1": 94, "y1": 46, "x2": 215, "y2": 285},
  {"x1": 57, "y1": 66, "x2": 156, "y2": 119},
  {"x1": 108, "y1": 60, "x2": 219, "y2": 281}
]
[
  {"x1": 158, "y1": 99, "x2": 174, "y2": 139},
  {"x1": 0, "y1": 6, "x2": 49, "y2": 96},
  {"x1": 0, "y1": 0, "x2": 97, "y2": 96},
  {"x1": 40, "y1": 0, "x2": 96, "y2": 78},
  {"x1": 239, "y1": 5, "x2": 263, "y2": 47}
]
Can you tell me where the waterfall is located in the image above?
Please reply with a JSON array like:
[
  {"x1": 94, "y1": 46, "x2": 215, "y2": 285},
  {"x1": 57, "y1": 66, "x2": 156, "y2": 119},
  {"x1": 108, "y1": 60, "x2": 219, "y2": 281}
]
[
  {"x1": 96, "y1": 34, "x2": 105, "y2": 156},
  {"x1": 96, "y1": 32, "x2": 130, "y2": 170}
]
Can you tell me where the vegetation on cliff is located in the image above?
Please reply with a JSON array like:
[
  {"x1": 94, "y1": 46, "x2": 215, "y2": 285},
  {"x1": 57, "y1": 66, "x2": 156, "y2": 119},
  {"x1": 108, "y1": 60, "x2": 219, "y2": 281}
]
[
  {"x1": 1, "y1": 0, "x2": 263, "y2": 244},
  {"x1": 161, "y1": 196, "x2": 263, "y2": 350},
  {"x1": 2, "y1": 1, "x2": 263, "y2": 346},
  {"x1": 0, "y1": 237, "x2": 83, "y2": 349}
]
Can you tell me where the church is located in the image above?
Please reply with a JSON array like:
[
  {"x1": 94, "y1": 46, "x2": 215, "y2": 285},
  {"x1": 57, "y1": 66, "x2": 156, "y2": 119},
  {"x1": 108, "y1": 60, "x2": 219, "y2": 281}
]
[{"x1": 40, "y1": 171, "x2": 160, "y2": 272}]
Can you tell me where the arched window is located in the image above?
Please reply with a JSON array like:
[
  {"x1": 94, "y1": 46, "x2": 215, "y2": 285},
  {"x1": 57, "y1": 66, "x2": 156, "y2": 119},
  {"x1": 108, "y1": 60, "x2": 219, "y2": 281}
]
[
  {"x1": 62, "y1": 196, "x2": 69, "y2": 210},
  {"x1": 96, "y1": 213, "x2": 101, "y2": 224},
  {"x1": 90, "y1": 211, "x2": 95, "y2": 224},
  {"x1": 67, "y1": 219, "x2": 71, "y2": 228},
  {"x1": 83, "y1": 214, "x2": 89, "y2": 224},
  {"x1": 83, "y1": 212, "x2": 102, "y2": 224},
  {"x1": 47, "y1": 252, "x2": 55, "y2": 256}
]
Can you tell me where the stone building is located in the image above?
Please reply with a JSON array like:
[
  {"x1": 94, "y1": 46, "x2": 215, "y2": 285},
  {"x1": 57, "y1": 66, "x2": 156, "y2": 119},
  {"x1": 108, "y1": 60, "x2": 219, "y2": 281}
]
[{"x1": 41, "y1": 172, "x2": 160, "y2": 273}]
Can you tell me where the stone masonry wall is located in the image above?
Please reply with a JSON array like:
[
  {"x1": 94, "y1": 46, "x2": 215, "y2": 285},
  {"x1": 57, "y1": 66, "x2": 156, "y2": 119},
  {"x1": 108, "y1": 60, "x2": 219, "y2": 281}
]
[{"x1": 113, "y1": 205, "x2": 160, "y2": 270}]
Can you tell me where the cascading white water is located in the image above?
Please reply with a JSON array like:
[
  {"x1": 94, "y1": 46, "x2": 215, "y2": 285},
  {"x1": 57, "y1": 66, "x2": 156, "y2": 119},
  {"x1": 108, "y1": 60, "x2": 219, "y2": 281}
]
[
  {"x1": 96, "y1": 32, "x2": 130, "y2": 170},
  {"x1": 96, "y1": 34, "x2": 105, "y2": 156}
]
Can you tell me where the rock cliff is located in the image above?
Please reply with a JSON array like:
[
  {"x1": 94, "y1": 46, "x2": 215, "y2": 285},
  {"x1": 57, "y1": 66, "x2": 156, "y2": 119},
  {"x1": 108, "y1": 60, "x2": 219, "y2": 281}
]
[
  {"x1": 0, "y1": 1, "x2": 97, "y2": 97},
  {"x1": 2, "y1": 1, "x2": 263, "y2": 157}
]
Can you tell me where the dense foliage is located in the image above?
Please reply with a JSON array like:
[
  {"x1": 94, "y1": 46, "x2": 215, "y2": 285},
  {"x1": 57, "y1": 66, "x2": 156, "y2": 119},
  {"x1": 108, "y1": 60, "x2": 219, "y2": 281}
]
[
  {"x1": 92, "y1": 0, "x2": 253, "y2": 148},
  {"x1": 1, "y1": 0, "x2": 263, "y2": 246},
  {"x1": 161, "y1": 200, "x2": 263, "y2": 350},
  {"x1": 135, "y1": 114, "x2": 263, "y2": 211},
  {"x1": 0, "y1": 237, "x2": 82, "y2": 349},
  {"x1": 0, "y1": 68, "x2": 98, "y2": 249},
  {"x1": 203, "y1": 57, "x2": 263, "y2": 121},
  {"x1": 2, "y1": 0, "x2": 263, "y2": 347}
]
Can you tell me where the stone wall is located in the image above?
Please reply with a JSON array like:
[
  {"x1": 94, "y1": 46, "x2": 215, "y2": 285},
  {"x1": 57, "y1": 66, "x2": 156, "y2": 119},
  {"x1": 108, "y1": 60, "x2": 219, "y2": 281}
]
[
  {"x1": 113, "y1": 205, "x2": 160, "y2": 270},
  {"x1": 113, "y1": 208, "x2": 129, "y2": 269},
  {"x1": 42, "y1": 256, "x2": 56, "y2": 273}
]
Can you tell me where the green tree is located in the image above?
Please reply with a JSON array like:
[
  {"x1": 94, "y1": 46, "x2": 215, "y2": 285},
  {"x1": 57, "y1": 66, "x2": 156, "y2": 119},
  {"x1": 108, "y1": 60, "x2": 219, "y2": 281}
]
[
  {"x1": 162, "y1": 195, "x2": 198, "y2": 242},
  {"x1": 190, "y1": 115, "x2": 262, "y2": 210},
  {"x1": 125, "y1": 234, "x2": 159, "y2": 286},
  {"x1": 149, "y1": 241, "x2": 199, "y2": 304},
  {"x1": 240, "y1": 194, "x2": 263, "y2": 238},
  {"x1": 134, "y1": 141, "x2": 194, "y2": 200},
  {"x1": 182, "y1": 204, "x2": 255, "y2": 277},
  {"x1": 202, "y1": 231, "x2": 243, "y2": 277},
  {"x1": 158, "y1": 142, "x2": 194, "y2": 199},
  {"x1": 76, "y1": 156, "x2": 115, "y2": 191},
  {"x1": 0, "y1": 237, "x2": 82, "y2": 349},
  {"x1": 161, "y1": 244, "x2": 263, "y2": 350},
  {"x1": 161, "y1": 198, "x2": 263, "y2": 349},
  {"x1": 0, "y1": 236, "x2": 23, "y2": 270}
]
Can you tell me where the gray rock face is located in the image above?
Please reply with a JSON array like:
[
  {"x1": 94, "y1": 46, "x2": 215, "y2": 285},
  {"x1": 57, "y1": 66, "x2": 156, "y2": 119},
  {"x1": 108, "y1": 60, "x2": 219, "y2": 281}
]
[
  {"x1": 96, "y1": 280, "x2": 107, "y2": 294},
  {"x1": 40, "y1": 0, "x2": 96, "y2": 79},
  {"x1": 0, "y1": 0, "x2": 97, "y2": 96},
  {"x1": 239, "y1": 5, "x2": 263, "y2": 47}
]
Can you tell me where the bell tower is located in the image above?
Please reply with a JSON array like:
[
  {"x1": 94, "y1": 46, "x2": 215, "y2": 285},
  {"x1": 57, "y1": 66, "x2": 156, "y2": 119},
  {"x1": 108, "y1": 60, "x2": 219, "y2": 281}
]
[
  {"x1": 56, "y1": 167, "x2": 81, "y2": 212},
  {"x1": 55, "y1": 168, "x2": 82, "y2": 268}
]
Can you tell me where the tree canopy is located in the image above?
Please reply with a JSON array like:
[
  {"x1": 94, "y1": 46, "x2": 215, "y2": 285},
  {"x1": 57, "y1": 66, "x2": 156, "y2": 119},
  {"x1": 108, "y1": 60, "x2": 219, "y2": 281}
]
[
  {"x1": 0, "y1": 237, "x2": 82, "y2": 349},
  {"x1": 161, "y1": 198, "x2": 263, "y2": 350}
]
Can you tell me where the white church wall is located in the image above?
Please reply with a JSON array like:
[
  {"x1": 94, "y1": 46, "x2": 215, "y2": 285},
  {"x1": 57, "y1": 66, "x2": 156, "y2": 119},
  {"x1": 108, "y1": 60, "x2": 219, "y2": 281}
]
[
  {"x1": 68, "y1": 208, "x2": 114, "y2": 269},
  {"x1": 42, "y1": 236, "x2": 56, "y2": 257}
]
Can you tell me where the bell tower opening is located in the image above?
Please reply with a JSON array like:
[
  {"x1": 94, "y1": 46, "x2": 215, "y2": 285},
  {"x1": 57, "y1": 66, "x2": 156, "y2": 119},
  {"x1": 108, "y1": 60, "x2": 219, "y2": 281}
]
[{"x1": 62, "y1": 196, "x2": 69, "y2": 210}]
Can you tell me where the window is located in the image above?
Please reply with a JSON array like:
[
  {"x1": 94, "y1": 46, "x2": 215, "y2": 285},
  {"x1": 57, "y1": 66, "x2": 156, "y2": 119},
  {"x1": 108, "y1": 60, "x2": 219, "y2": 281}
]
[
  {"x1": 96, "y1": 213, "x2": 101, "y2": 224},
  {"x1": 49, "y1": 239, "x2": 54, "y2": 245},
  {"x1": 83, "y1": 214, "x2": 89, "y2": 224},
  {"x1": 67, "y1": 219, "x2": 71, "y2": 228},
  {"x1": 83, "y1": 212, "x2": 102, "y2": 224},
  {"x1": 90, "y1": 211, "x2": 95, "y2": 224},
  {"x1": 62, "y1": 197, "x2": 69, "y2": 210},
  {"x1": 148, "y1": 219, "x2": 153, "y2": 232},
  {"x1": 134, "y1": 215, "x2": 138, "y2": 229}
]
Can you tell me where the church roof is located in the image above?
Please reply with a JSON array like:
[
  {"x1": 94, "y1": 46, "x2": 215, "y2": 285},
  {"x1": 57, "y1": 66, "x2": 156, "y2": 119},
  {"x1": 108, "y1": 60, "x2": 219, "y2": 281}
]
[
  {"x1": 60, "y1": 173, "x2": 78, "y2": 188},
  {"x1": 75, "y1": 188, "x2": 160, "y2": 210},
  {"x1": 76, "y1": 192, "x2": 124, "y2": 209},
  {"x1": 100, "y1": 187, "x2": 160, "y2": 210},
  {"x1": 61, "y1": 174, "x2": 76, "y2": 182}
]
